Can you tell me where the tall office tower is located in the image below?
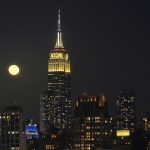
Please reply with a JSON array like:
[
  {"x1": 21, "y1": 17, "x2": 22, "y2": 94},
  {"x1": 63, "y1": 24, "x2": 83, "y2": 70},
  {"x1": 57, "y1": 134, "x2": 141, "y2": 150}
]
[
  {"x1": 115, "y1": 89, "x2": 136, "y2": 147},
  {"x1": 116, "y1": 89, "x2": 136, "y2": 132},
  {"x1": 47, "y1": 9, "x2": 71, "y2": 130},
  {"x1": 73, "y1": 93, "x2": 113, "y2": 150},
  {"x1": 40, "y1": 89, "x2": 49, "y2": 133},
  {"x1": 0, "y1": 105, "x2": 26, "y2": 150}
]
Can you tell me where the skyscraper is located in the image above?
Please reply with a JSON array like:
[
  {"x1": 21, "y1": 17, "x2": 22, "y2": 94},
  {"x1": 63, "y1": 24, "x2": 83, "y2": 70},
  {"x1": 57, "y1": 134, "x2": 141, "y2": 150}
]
[
  {"x1": 116, "y1": 89, "x2": 136, "y2": 132},
  {"x1": 47, "y1": 9, "x2": 71, "y2": 131},
  {"x1": 0, "y1": 105, "x2": 26, "y2": 150},
  {"x1": 73, "y1": 93, "x2": 113, "y2": 150},
  {"x1": 40, "y1": 89, "x2": 49, "y2": 133},
  {"x1": 115, "y1": 89, "x2": 136, "y2": 147}
]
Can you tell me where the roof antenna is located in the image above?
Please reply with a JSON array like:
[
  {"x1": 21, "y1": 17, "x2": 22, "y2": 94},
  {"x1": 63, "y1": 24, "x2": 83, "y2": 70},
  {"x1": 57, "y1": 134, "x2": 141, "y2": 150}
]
[{"x1": 55, "y1": 0, "x2": 64, "y2": 48}]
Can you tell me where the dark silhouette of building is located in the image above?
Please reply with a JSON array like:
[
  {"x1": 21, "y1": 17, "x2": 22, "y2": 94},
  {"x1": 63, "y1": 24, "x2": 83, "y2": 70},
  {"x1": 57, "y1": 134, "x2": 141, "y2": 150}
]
[
  {"x1": 140, "y1": 112, "x2": 150, "y2": 149},
  {"x1": 0, "y1": 105, "x2": 26, "y2": 150},
  {"x1": 73, "y1": 93, "x2": 113, "y2": 150},
  {"x1": 40, "y1": 89, "x2": 49, "y2": 133},
  {"x1": 131, "y1": 128, "x2": 147, "y2": 150},
  {"x1": 38, "y1": 131, "x2": 56, "y2": 150},
  {"x1": 142, "y1": 112, "x2": 150, "y2": 132}
]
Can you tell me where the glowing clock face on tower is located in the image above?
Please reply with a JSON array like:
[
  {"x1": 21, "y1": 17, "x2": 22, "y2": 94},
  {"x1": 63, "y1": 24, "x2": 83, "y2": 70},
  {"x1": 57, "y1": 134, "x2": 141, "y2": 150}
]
[{"x1": 8, "y1": 65, "x2": 20, "y2": 76}]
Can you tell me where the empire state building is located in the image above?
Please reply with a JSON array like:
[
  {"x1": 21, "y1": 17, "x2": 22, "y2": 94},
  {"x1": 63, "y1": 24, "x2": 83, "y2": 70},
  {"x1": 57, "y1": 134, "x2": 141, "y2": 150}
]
[{"x1": 48, "y1": 9, "x2": 71, "y2": 130}]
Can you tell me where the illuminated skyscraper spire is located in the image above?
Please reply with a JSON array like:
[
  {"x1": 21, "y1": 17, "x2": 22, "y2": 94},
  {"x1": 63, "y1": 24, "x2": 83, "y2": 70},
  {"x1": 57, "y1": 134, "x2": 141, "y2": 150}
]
[
  {"x1": 55, "y1": 9, "x2": 64, "y2": 48},
  {"x1": 47, "y1": 6, "x2": 71, "y2": 131}
]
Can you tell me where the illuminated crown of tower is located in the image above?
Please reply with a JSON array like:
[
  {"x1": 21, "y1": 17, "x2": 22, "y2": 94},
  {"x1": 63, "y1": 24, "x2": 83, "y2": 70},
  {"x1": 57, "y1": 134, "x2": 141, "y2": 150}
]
[{"x1": 48, "y1": 8, "x2": 70, "y2": 73}]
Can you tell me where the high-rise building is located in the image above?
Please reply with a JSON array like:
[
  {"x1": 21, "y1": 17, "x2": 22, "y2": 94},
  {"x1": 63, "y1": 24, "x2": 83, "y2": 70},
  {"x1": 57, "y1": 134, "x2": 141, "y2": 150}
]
[
  {"x1": 40, "y1": 89, "x2": 49, "y2": 133},
  {"x1": 115, "y1": 89, "x2": 136, "y2": 147},
  {"x1": 0, "y1": 105, "x2": 26, "y2": 150},
  {"x1": 73, "y1": 93, "x2": 113, "y2": 150},
  {"x1": 47, "y1": 9, "x2": 71, "y2": 130},
  {"x1": 116, "y1": 89, "x2": 136, "y2": 132}
]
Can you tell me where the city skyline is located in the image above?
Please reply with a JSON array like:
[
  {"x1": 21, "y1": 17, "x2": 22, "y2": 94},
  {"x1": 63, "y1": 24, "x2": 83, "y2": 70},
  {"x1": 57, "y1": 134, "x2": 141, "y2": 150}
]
[{"x1": 0, "y1": 1, "x2": 149, "y2": 120}]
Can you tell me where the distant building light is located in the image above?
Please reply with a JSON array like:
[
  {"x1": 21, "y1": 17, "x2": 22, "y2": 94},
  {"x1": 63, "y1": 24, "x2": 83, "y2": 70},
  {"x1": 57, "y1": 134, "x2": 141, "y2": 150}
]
[{"x1": 116, "y1": 130, "x2": 130, "y2": 137}]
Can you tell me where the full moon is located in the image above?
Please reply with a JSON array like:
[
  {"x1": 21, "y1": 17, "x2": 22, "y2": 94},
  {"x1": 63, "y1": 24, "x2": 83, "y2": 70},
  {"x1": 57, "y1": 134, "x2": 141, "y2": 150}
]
[{"x1": 8, "y1": 65, "x2": 20, "y2": 76}]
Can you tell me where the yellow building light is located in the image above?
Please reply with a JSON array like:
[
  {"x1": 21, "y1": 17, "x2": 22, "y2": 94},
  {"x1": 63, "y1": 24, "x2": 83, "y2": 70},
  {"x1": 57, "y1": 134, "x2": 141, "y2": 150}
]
[
  {"x1": 99, "y1": 95, "x2": 106, "y2": 106},
  {"x1": 143, "y1": 117, "x2": 147, "y2": 122},
  {"x1": 51, "y1": 134, "x2": 57, "y2": 139},
  {"x1": 48, "y1": 52, "x2": 71, "y2": 73},
  {"x1": 50, "y1": 53, "x2": 64, "y2": 59},
  {"x1": 116, "y1": 130, "x2": 130, "y2": 137},
  {"x1": 86, "y1": 126, "x2": 90, "y2": 129},
  {"x1": 87, "y1": 117, "x2": 90, "y2": 121}
]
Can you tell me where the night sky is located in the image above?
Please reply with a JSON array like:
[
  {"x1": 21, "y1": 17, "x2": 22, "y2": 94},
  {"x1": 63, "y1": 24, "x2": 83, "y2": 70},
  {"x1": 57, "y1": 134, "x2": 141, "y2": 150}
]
[{"x1": 0, "y1": 0, "x2": 150, "y2": 120}]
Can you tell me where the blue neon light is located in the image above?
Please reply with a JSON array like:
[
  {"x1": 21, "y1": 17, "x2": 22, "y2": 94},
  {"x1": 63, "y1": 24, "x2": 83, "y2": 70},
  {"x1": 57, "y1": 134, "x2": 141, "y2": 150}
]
[{"x1": 25, "y1": 124, "x2": 39, "y2": 139}]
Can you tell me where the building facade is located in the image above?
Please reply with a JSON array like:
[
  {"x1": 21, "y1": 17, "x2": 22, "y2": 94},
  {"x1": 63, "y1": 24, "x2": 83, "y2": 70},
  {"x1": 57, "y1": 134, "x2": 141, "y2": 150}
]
[
  {"x1": 115, "y1": 89, "x2": 136, "y2": 148},
  {"x1": 141, "y1": 112, "x2": 150, "y2": 149},
  {"x1": 40, "y1": 89, "x2": 49, "y2": 133},
  {"x1": 73, "y1": 93, "x2": 113, "y2": 150},
  {"x1": 47, "y1": 9, "x2": 71, "y2": 131},
  {"x1": 0, "y1": 105, "x2": 26, "y2": 150},
  {"x1": 116, "y1": 89, "x2": 136, "y2": 132},
  {"x1": 25, "y1": 119, "x2": 39, "y2": 150},
  {"x1": 142, "y1": 112, "x2": 150, "y2": 132}
]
